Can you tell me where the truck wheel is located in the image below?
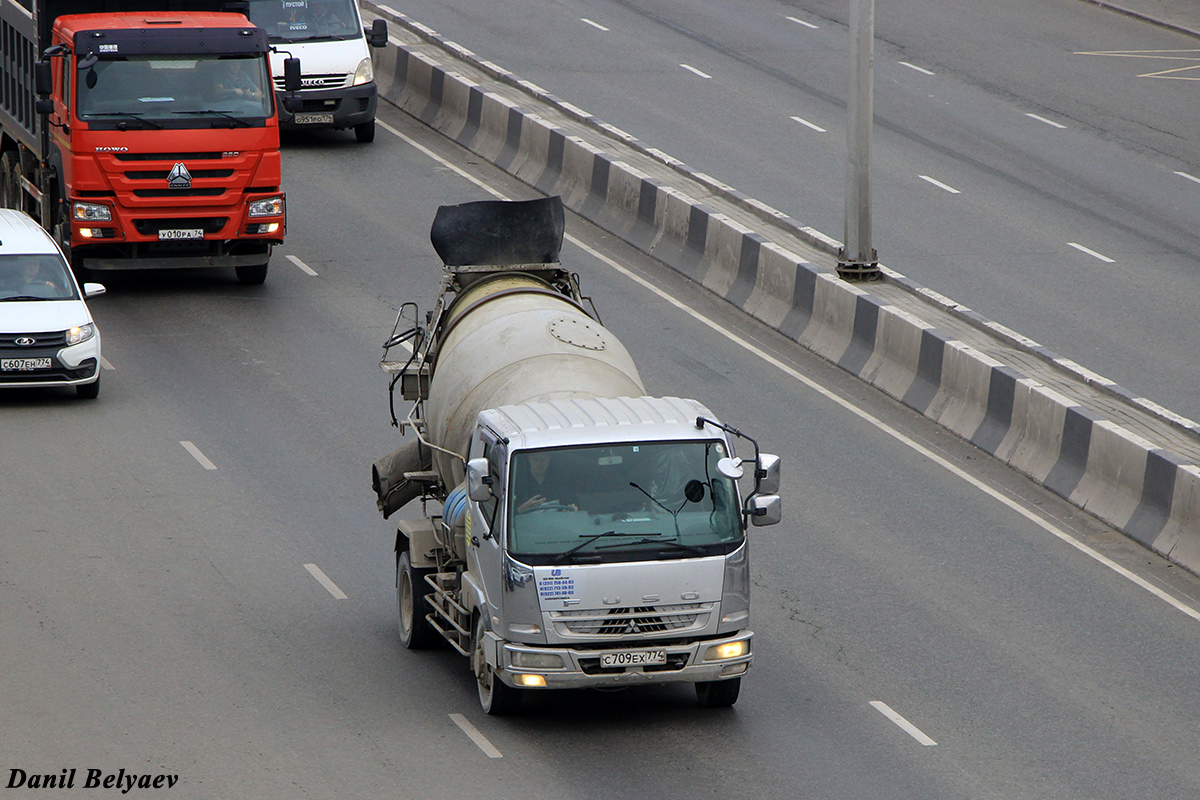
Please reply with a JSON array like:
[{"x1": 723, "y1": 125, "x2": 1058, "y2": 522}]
[
  {"x1": 397, "y1": 550, "x2": 438, "y2": 649},
  {"x1": 354, "y1": 119, "x2": 376, "y2": 143},
  {"x1": 472, "y1": 614, "x2": 522, "y2": 715},
  {"x1": 235, "y1": 264, "x2": 268, "y2": 285},
  {"x1": 0, "y1": 152, "x2": 20, "y2": 210},
  {"x1": 695, "y1": 677, "x2": 741, "y2": 708}
]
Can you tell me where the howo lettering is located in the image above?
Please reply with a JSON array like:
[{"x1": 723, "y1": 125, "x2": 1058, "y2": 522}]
[
  {"x1": 372, "y1": 197, "x2": 782, "y2": 714},
  {"x1": 0, "y1": 0, "x2": 303, "y2": 285}
]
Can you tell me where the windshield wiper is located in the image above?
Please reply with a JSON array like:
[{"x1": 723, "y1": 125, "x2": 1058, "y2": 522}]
[
  {"x1": 172, "y1": 110, "x2": 254, "y2": 127},
  {"x1": 595, "y1": 537, "x2": 705, "y2": 555},
  {"x1": 553, "y1": 531, "x2": 659, "y2": 564},
  {"x1": 0, "y1": 295, "x2": 51, "y2": 302},
  {"x1": 84, "y1": 111, "x2": 163, "y2": 129}
]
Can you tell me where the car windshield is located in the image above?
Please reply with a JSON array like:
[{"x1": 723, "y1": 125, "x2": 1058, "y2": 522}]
[
  {"x1": 76, "y1": 56, "x2": 272, "y2": 124},
  {"x1": 246, "y1": 0, "x2": 361, "y2": 42},
  {"x1": 0, "y1": 254, "x2": 78, "y2": 301},
  {"x1": 507, "y1": 440, "x2": 743, "y2": 565}
]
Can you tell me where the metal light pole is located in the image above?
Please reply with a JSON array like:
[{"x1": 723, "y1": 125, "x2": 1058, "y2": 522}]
[{"x1": 838, "y1": 0, "x2": 881, "y2": 280}]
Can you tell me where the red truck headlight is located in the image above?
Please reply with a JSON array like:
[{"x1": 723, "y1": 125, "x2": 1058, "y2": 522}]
[{"x1": 248, "y1": 196, "x2": 284, "y2": 217}]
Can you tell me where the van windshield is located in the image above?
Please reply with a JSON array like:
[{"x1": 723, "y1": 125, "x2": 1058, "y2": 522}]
[
  {"x1": 0, "y1": 255, "x2": 78, "y2": 301},
  {"x1": 246, "y1": 0, "x2": 362, "y2": 42},
  {"x1": 77, "y1": 56, "x2": 272, "y2": 125},
  {"x1": 507, "y1": 440, "x2": 744, "y2": 565}
]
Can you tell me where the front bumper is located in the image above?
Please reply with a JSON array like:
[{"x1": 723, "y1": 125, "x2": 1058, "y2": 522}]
[
  {"x1": 276, "y1": 82, "x2": 377, "y2": 130},
  {"x1": 0, "y1": 337, "x2": 100, "y2": 390},
  {"x1": 490, "y1": 630, "x2": 753, "y2": 690}
]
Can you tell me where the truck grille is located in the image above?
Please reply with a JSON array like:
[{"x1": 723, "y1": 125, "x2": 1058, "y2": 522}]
[
  {"x1": 550, "y1": 603, "x2": 709, "y2": 637},
  {"x1": 133, "y1": 218, "x2": 229, "y2": 235},
  {"x1": 579, "y1": 652, "x2": 691, "y2": 675},
  {"x1": 274, "y1": 73, "x2": 348, "y2": 91},
  {"x1": 113, "y1": 152, "x2": 225, "y2": 161},
  {"x1": 125, "y1": 169, "x2": 234, "y2": 180}
]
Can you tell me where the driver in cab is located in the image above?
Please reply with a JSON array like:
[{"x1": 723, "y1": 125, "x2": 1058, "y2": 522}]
[{"x1": 514, "y1": 450, "x2": 579, "y2": 513}]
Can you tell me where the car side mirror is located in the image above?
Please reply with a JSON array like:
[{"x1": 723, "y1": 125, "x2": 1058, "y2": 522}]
[
  {"x1": 748, "y1": 494, "x2": 781, "y2": 527},
  {"x1": 367, "y1": 18, "x2": 388, "y2": 48},
  {"x1": 466, "y1": 458, "x2": 493, "y2": 502},
  {"x1": 83, "y1": 283, "x2": 106, "y2": 298},
  {"x1": 756, "y1": 453, "x2": 780, "y2": 495}
]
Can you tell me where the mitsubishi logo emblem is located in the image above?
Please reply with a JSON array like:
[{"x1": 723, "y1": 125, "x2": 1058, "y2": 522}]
[{"x1": 167, "y1": 162, "x2": 192, "y2": 189}]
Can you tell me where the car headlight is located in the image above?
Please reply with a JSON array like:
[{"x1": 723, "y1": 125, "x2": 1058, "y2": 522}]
[
  {"x1": 65, "y1": 323, "x2": 95, "y2": 346},
  {"x1": 353, "y1": 57, "x2": 373, "y2": 86},
  {"x1": 72, "y1": 201, "x2": 111, "y2": 222},
  {"x1": 248, "y1": 196, "x2": 284, "y2": 217},
  {"x1": 703, "y1": 640, "x2": 748, "y2": 661}
]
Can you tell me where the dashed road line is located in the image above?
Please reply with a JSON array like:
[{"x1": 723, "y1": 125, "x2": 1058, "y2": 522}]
[
  {"x1": 180, "y1": 440, "x2": 217, "y2": 470},
  {"x1": 286, "y1": 254, "x2": 318, "y2": 276},
  {"x1": 786, "y1": 16, "x2": 818, "y2": 29},
  {"x1": 680, "y1": 64, "x2": 712, "y2": 79},
  {"x1": 450, "y1": 713, "x2": 503, "y2": 758},
  {"x1": 900, "y1": 61, "x2": 934, "y2": 75},
  {"x1": 304, "y1": 563, "x2": 348, "y2": 599},
  {"x1": 871, "y1": 701, "x2": 937, "y2": 746},
  {"x1": 99, "y1": 356, "x2": 115, "y2": 371},
  {"x1": 791, "y1": 115, "x2": 827, "y2": 133},
  {"x1": 1175, "y1": 171, "x2": 1200, "y2": 185},
  {"x1": 1068, "y1": 242, "x2": 1115, "y2": 263},
  {"x1": 919, "y1": 175, "x2": 961, "y2": 194},
  {"x1": 581, "y1": 18, "x2": 609, "y2": 32},
  {"x1": 1026, "y1": 112, "x2": 1066, "y2": 129}
]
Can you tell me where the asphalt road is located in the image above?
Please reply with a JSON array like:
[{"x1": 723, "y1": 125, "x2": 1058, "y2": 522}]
[
  {"x1": 372, "y1": 0, "x2": 1200, "y2": 426},
  {"x1": 3, "y1": 99, "x2": 1200, "y2": 798}
]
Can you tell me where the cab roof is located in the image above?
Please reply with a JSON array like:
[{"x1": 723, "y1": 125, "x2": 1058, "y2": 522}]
[
  {"x1": 0, "y1": 209, "x2": 63, "y2": 256},
  {"x1": 479, "y1": 396, "x2": 726, "y2": 451}
]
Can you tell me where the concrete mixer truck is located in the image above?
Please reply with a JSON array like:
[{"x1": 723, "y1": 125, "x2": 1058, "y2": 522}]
[{"x1": 372, "y1": 197, "x2": 781, "y2": 714}]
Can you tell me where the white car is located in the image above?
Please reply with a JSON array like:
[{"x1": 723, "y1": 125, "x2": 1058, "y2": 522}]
[{"x1": 0, "y1": 209, "x2": 105, "y2": 399}]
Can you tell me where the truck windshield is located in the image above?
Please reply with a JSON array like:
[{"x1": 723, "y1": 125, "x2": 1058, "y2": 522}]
[
  {"x1": 76, "y1": 56, "x2": 272, "y2": 125},
  {"x1": 0, "y1": 255, "x2": 78, "y2": 302},
  {"x1": 507, "y1": 440, "x2": 743, "y2": 565},
  {"x1": 246, "y1": 0, "x2": 361, "y2": 42}
]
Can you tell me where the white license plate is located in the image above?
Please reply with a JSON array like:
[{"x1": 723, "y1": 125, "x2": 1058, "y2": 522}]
[
  {"x1": 2, "y1": 358, "x2": 52, "y2": 371},
  {"x1": 158, "y1": 229, "x2": 203, "y2": 241},
  {"x1": 600, "y1": 650, "x2": 667, "y2": 668},
  {"x1": 294, "y1": 113, "x2": 333, "y2": 124}
]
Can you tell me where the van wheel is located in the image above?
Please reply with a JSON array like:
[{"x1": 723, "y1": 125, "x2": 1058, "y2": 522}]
[
  {"x1": 76, "y1": 374, "x2": 100, "y2": 400},
  {"x1": 695, "y1": 677, "x2": 741, "y2": 708},
  {"x1": 397, "y1": 550, "x2": 438, "y2": 649},
  {"x1": 235, "y1": 264, "x2": 268, "y2": 285},
  {"x1": 354, "y1": 119, "x2": 376, "y2": 143},
  {"x1": 473, "y1": 614, "x2": 522, "y2": 715}
]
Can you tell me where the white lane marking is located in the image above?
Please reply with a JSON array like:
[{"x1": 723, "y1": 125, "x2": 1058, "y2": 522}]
[
  {"x1": 99, "y1": 356, "x2": 115, "y2": 370},
  {"x1": 1175, "y1": 170, "x2": 1200, "y2": 184},
  {"x1": 787, "y1": 16, "x2": 818, "y2": 29},
  {"x1": 450, "y1": 713, "x2": 503, "y2": 758},
  {"x1": 680, "y1": 64, "x2": 712, "y2": 79},
  {"x1": 900, "y1": 61, "x2": 934, "y2": 75},
  {"x1": 1027, "y1": 112, "x2": 1066, "y2": 129},
  {"x1": 180, "y1": 440, "x2": 217, "y2": 470},
  {"x1": 870, "y1": 701, "x2": 938, "y2": 746},
  {"x1": 919, "y1": 175, "x2": 961, "y2": 194},
  {"x1": 381, "y1": 112, "x2": 1200, "y2": 623},
  {"x1": 581, "y1": 18, "x2": 609, "y2": 32},
  {"x1": 791, "y1": 115, "x2": 827, "y2": 133},
  {"x1": 304, "y1": 563, "x2": 348, "y2": 599},
  {"x1": 1068, "y1": 242, "x2": 1115, "y2": 263},
  {"x1": 286, "y1": 254, "x2": 318, "y2": 276}
]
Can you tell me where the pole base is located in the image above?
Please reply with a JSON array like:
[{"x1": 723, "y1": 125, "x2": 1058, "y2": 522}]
[{"x1": 836, "y1": 248, "x2": 881, "y2": 281}]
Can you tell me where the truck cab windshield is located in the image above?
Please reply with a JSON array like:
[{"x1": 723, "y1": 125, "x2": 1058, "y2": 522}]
[
  {"x1": 246, "y1": 0, "x2": 361, "y2": 42},
  {"x1": 76, "y1": 56, "x2": 272, "y2": 126},
  {"x1": 507, "y1": 440, "x2": 744, "y2": 565}
]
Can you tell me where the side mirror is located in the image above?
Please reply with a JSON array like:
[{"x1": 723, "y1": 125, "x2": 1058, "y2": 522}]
[
  {"x1": 717, "y1": 457, "x2": 744, "y2": 480},
  {"x1": 756, "y1": 453, "x2": 780, "y2": 495},
  {"x1": 466, "y1": 458, "x2": 493, "y2": 502},
  {"x1": 283, "y1": 57, "x2": 302, "y2": 93},
  {"x1": 748, "y1": 494, "x2": 781, "y2": 527},
  {"x1": 367, "y1": 18, "x2": 388, "y2": 48},
  {"x1": 35, "y1": 99, "x2": 54, "y2": 115},
  {"x1": 35, "y1": 60, "x2": 53, "y2": 96},
  {"x1": 83, "y1": 283, "x2": 106, "y2": 298}
]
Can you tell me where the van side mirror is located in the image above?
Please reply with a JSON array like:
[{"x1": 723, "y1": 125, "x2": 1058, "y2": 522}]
[
  {"x1": 367, "y1": 18, "x2": 388, "y2": 48},
  {"x1": 748, "y1": 494, "x2": 781, "y2": 527},
  {"x1": 466, "y1": 458, "x2": 493, "y2": 502},
  {"x1": 756, "y1": 453, "x2": 780, "y2": 495}
]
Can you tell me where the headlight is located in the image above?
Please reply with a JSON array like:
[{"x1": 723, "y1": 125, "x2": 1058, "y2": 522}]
[
  {"x1": 353, "y1": 57, "x2": 373, "y2": 86},
  {"x1": 704, "y1": 640, "x2": 748, "y2": 661},
  {"x1": 72, "y1": 202, "x2": 111, "y2": 222},
  {"x1": 65, "y1": 323, "x2": 95, "y2": 346},
  {"x1": 248, "y1": 196, "x2": 284, "y2": 217},
  {"x1": 510, "y1": 651, "x2": 563, "y2": 669}
]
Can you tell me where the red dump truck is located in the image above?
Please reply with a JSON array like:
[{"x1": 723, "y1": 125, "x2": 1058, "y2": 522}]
[{"x1": 0, "y1": 0, "x2": 299, "y2": 284}]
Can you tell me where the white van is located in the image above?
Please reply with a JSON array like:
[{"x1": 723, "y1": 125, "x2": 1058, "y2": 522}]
[
  {"x1": 245, "y1": 0, "x2": 388, "y2": 142},
  {"x1": 0, "y1": 209, "x2": 105, "y2": 399}
]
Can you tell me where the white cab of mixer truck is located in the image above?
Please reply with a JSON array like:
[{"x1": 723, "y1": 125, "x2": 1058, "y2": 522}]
[
  {"x1": 373, "y1": 197, "x2": 781, "y2": 714},
  {"x1": 243, "y1": 0, "x2": 387, "y2": 142}
]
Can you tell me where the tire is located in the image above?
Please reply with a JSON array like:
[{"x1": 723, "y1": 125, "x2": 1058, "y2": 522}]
[
  {"x1": 397, "y1": 550, "x2": 438, "y2": 649},
  {"x1": 235, "y1": 264, "x2": 268, "y2": 285},
  {"x1": 76, "y1": 373, "x2": 100, "y2": 400},
  {"x1": 354, "y1": 119, "x2": 376, "y2": 143},
  {"x1": 695, "y1": 677, "x2": 741, "y2": 708},
  {"x1": 472, "y1": 613, "x2": 523, "y2": 715}
]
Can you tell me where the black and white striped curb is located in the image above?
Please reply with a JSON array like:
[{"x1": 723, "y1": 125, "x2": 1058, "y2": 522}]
[{"x1": 365, "y1": 1, "x2": 1200, "y2": 576}]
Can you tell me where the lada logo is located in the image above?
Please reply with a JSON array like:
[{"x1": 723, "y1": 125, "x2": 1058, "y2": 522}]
[
  {"x1": 15, "y1": 337, "x2": 36, "y2": 346},
  {"x1": 167, "y1": 162, "x2": 192, "y2": 190},
  {"x1": 95, "y1": 146, "x2": 128, "y2": 152}
]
